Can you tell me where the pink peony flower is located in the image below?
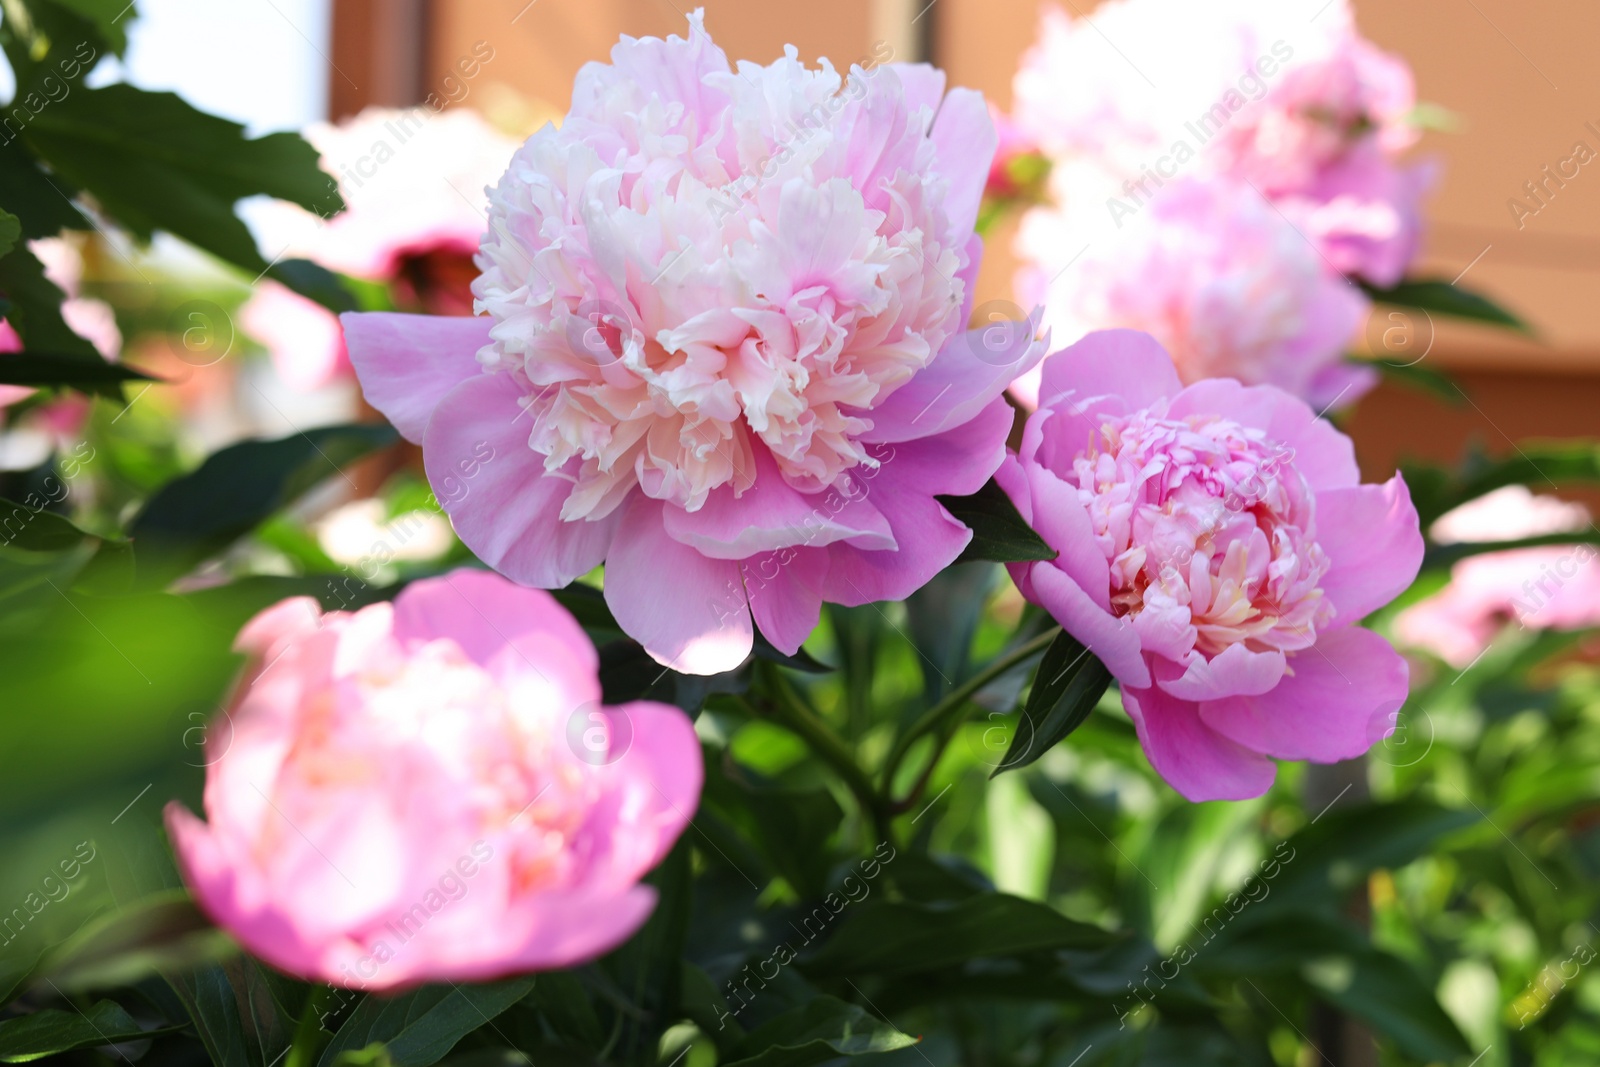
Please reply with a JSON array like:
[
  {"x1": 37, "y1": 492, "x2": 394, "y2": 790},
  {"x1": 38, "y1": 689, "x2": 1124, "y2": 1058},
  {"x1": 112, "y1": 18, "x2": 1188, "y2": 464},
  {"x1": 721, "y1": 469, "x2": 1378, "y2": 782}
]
[
  {"x1": 165, "y1": 569, "x2": 701, "y2": 990},
  {"x1": 1000, "y1": 330, "x2": 1422, "y2": 800},
  {"x1": 247, "y1": 108, "x2": 518, "y2": 391},
  {"x1": 1395, "y1": 487, "x2": 1600, "y2": 667},
  {"x1": 1009, "y1": 0, "x2": 1429, "y2": 286},
  {"x1": 1012, "y1": 177, "x2": 1370, "y2": 411},
  {"x1": 344, "y1": 12, "x2": 1041, "y2": 674},
  {"x1": 239, "y1": 281, "x2": 351, "y2": 392}
]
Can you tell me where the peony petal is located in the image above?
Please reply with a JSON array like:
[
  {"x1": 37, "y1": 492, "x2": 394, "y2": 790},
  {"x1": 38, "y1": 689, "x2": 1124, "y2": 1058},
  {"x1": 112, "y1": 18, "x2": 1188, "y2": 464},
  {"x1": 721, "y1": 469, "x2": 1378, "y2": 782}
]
[
  {"x1": 858, "y1": 311, "x2": 1046, "y2": 444},
  {"x1": 1158, "y1": 643, "x2": 1287, "y2": 703},
  {"x1": 390, "y1": 567, "x2": 601, "y2": 706},
  {"x1": 1034, "y1": 329, "x2": 1184, "y2": 416},
  {"x1": 1020, "y1": 462, "x2": 1113, "y2": 612},
  {"x1": 874, "y1": 395, "x2": 1014, "y2": 498},
  {"x1": 928, "y1": 87, "x2": 996, "y2": 239},
  {"x1": 1121, "y1": 685, "x2": 1278, "y2": 802},
  {"x1": 820, "y1": 486, "x2": 969, "y2": 607},
  {"x1": 663, "y1": 445, "x2": 895, "y2": 560},
  {"x1": 599, "y1": 700, "x2": 705, "y2": 879},
  {"x1": 1199, "y1": 626, "x2": 1407, "y2": 763},
  {"x1": 1168, "y1": 378, "x2": 1360, "y2": 492},
  {"x1": 343, "y1": 312, "x2": 492, "y2": 443},
  {"x1": 424, "y1": 372, "x2": 618, "y2": 589},
  {"x1": 741, "y1": 546, "x2": 829, "y2": 655},
  {"x1": 1315, "y1": 474, "x2": 1424, "y2": 622},
  {"x1": 1026, "y1": 562, "x2": 1149, "y2": 688},
  {"x1": 605, "y1": 496, "x2": 754, "y2": 675}
]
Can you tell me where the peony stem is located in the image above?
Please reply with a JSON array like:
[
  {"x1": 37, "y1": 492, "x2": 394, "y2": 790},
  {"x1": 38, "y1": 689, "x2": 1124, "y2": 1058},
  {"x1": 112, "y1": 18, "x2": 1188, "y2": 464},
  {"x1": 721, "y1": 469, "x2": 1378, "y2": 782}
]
[
  {"x1": 750, "y1": 663, "x2": 893, "y2": 844},
  {"x1": 880, "y1": 626, "x2": 1062, "y2": 804}
]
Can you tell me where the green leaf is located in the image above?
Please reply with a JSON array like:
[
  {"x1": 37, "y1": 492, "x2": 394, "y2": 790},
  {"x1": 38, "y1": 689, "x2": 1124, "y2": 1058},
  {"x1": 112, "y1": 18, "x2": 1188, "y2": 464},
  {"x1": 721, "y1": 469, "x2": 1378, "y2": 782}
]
[
  {"x1": 0, "y1": 243, "x2": 98, "y2": 359},
  {"x1": 1364, "y1": 355, "x2": 1466, "y2": 405},
  {"x1": 1257, "y1": 800, "x2": 1477, "y2": 913},
  {"x1": 1404, "y1": 441, "x2": 1600, "y2": 527},
  {"x1": 800, "y1": 892, "x2": 1113, "y2": 977},
  {"x1": 992, "y1": 630, "x2": 1112, "y2": 777},
  {"x1": 0, "y1": 352, "x2": 155, "y2": 395},
  {"x1": 1302, "y1": 945, "x2": 1471, "y2": 1062},
  {"x1": 722, "y1": 996, "x2": 916, "y2": 1067},
  {"x1": 0, "y1": 496, "x2": 111, "y2": 553},
  {"x1": 270, "y1": 259, "x2": 359, "y2": 314},
  {"x1": 1361, "y1": 277, "x2": 1531, "y2": 334},
  {"x1": 0, "y1": 142, "x2": 89, "y2": 239},
  {"x1": 165, "y1": 964, "x2": 256, "y2": 1067},
  {"x1": 37, "y1": 891, "x2": 231, "y2": 992},
  {"x1": 127, "y1": 423, "x2": 398, "y2": 587},
  {"x1": 0, "y1": 999, "x2": 177, "y2": 1062},
  {"x1": 316, "y1": 980, "x2": 535, "y2": 1067},
  {"x1": 0, "y1": 209, "x2": 21, "y2": 258},
  {"x1": 48, "y1": 0, "x2": 134, "y2": 55},
  {"x1": 937, "y1": 479, "x2": 1056, "y2": 565},
  {"x1": 22, "y1": 84, "x2": 343, "y2": 272}
]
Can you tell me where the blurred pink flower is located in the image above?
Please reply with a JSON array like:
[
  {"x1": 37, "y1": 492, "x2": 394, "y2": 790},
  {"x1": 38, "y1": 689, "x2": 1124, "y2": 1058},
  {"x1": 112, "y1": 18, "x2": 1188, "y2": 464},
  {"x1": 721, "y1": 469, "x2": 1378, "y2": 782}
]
[
  {"x1": 1395, "y1": 487, "x2": 1600, "y2": 666},
  {"x1": 246, "y1": 108, "x2": 518, "y2": 391},
  {"x1": 239, "y1": 282, "x2": 350, "y2": 393},
  {"x1": 165, "y1": 569, "x2": 701, "y2": 990},
  {"x1": 1012, "y1": 177, "x2": 1370, "y2": 410},
  {"x1": 256, "y1": 107, "x2": 517, "y2": 281},
  {"x1": 1010, "y1": 0, "x2": 1428, "y2": 286},
  {"x1": 1000, "y1": 331, "x2": 1422, "y2": 800},
  {"x1": 345, "y1": 12, "x2": 1042, "y2": 674}
]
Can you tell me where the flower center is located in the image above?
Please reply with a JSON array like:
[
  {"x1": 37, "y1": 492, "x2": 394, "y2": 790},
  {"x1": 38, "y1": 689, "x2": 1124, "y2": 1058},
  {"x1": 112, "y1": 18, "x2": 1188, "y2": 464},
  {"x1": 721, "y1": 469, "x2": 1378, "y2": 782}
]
[{"x1": 1071, "y1": 409, "x2": 1333, "y2": 656}]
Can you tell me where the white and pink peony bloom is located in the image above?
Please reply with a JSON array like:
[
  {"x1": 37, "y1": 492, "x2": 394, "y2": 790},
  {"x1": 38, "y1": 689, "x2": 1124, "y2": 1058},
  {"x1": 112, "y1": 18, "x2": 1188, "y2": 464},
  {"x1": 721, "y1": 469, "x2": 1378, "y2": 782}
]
[
  {"x1": 1396, "y1": 487, "x2": 1600, "y2": 667},
  {"x1": 165, "y1": 569, "x2": 701, "y2": 990},
  {"x1": 245, "y1": 108, "x2": 519, "y2": 390},
  {"x1": 1012, "y1": 176, "x2": 1370, "y2": 411},
  {"x1": 1010, "y1": 0, "x2": 1429, "y2": 288},
  {"x1": 1006, "y1": 0, "x2": 1430, "y2": 410},
  {"x1": 344, "y1": 13, "x2": 1041, "y2": 674},
  {"x1": 1000, "y1": 331, "x2": 1422, "y2": 800}
]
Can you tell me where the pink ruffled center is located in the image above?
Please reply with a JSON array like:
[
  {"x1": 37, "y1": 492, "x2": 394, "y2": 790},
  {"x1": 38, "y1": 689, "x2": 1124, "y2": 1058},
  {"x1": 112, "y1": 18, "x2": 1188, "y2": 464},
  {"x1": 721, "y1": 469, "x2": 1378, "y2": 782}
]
[{"x1": 1070, "y1": 408, "x2": 1334, "y2": 660}]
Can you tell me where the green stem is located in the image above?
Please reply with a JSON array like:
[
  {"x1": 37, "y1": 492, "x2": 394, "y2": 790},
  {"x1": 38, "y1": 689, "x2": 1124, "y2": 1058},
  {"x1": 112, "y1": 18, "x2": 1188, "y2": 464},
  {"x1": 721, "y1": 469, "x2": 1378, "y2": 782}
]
[
  {"x1": 881, "y1": 626, "x2": 1061, "y2": 800},
  {"x1": 284, "y1": 985, "x2": 340, "y2": 1067},
  {"x1": 747, "y1": 665, "x2": 892, "y2": 843}
]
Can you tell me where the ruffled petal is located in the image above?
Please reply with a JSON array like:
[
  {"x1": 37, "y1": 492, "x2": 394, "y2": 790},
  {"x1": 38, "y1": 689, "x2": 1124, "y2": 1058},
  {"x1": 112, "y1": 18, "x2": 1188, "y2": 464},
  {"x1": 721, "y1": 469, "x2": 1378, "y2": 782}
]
[
  {"x1": 1168, "y1": 377, "x2": 1360, "y2": 492},
  {"x1": 663, "y1": 445, "x2": 894, "y2": 560},
  {"x1": 1158, "y1": 643, "x2": 1287, "y2": 703}
]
